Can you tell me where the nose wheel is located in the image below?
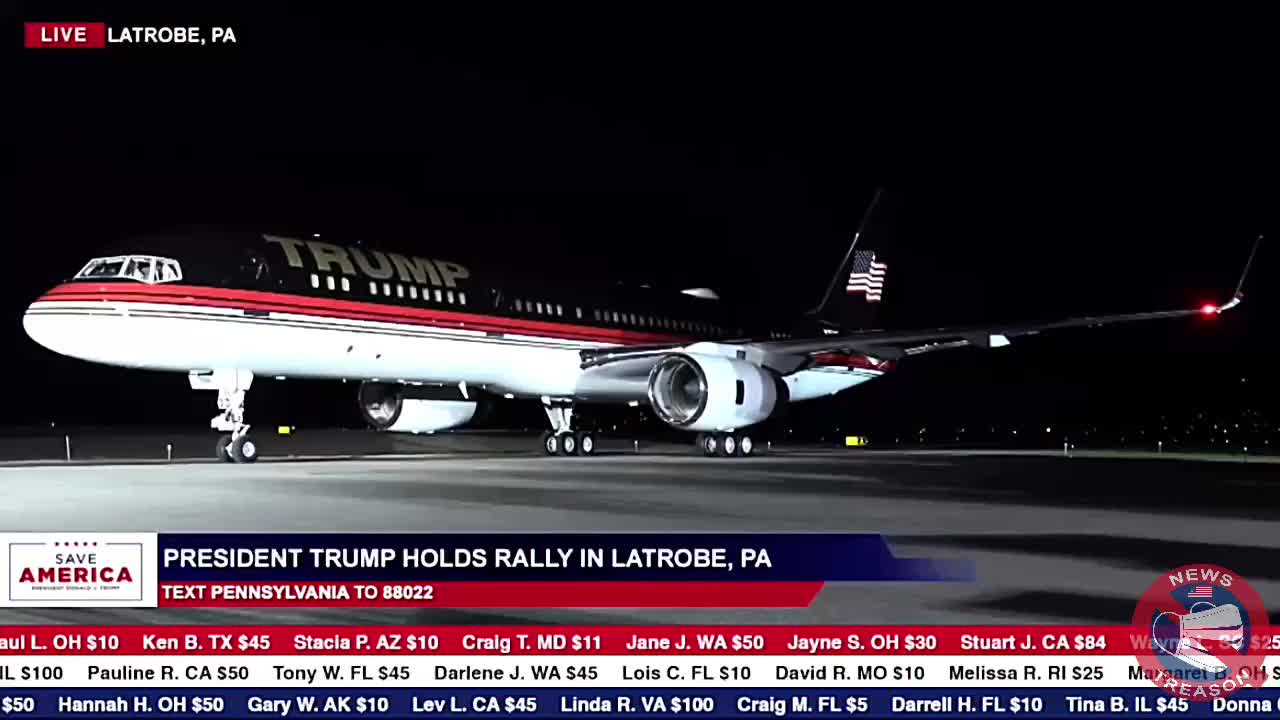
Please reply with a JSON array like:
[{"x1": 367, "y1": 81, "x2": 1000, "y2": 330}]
[{"x1": 216, "y1": 433, "x2": 258, "y2": 463}]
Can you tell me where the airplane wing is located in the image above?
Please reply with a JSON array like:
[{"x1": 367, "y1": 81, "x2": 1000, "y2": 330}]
[
  {"x1": 749, "y1": 298, "x2": 1238, "y2": 364},
  {"x1": 580, "y1": 235, "x2": 1260, "y2": 375},
  {"x1": 778, "y1": 234, "x2": 1259, "y2": 362}
]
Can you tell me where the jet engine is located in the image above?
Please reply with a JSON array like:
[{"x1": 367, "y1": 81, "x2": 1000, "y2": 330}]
[
  {"x1": 646, "y1": 353, "x2": 780, "y2": 432},
  {"x1": 357, "y1": 382, "x2": 487, "y2": 433}
]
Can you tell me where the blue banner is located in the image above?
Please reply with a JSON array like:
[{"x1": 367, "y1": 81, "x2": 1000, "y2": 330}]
[
  {"x1": 0, "y1": 687, "x2": 1272, "y2": 718},
  {"x1": 158, "y1": 533, "x2": 974, "y2": 583}
]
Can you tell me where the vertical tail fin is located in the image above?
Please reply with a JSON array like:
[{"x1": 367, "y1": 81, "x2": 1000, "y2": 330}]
[{"x1": 807, "y1": 189, "x2": 898, "y2": 331}]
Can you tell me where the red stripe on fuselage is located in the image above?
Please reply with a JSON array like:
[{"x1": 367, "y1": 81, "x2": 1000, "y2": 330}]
[{"x1": 36, "y1": 283, "x2": 694, "y2": 347}]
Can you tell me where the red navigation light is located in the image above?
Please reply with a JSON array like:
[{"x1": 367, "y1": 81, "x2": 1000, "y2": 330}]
[{"x1": 1201, "y1": 303, "x2": 1219, "y2": 316}]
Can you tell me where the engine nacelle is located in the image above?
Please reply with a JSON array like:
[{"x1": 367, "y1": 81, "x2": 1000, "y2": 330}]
[
  {"x1": 647, "y1": 353, "x2": 778, "y2": 432},
  {"x1": 357, "y1": 382, "x2": 483, "y2": 434}
]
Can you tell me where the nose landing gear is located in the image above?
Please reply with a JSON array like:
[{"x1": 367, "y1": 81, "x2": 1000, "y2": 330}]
[{"x1": 192, "y1": 369, "x2": 259, "y2": 464}]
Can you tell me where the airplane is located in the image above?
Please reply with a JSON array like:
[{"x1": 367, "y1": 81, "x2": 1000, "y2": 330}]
[{"x1": 22, "y1": 194, "x2": 1261, "y2": 463}]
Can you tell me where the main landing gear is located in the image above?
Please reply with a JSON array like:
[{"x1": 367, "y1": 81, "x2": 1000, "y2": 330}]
[
  {"x1": 696, "y1": 431, "x2": 758, "y2": 458},
  {"x1": 191, "y1": 369, "x2": 259, "y2": 464},
  {"x1": 540, "y1": 399, "x2": 596, "y2": 457}
]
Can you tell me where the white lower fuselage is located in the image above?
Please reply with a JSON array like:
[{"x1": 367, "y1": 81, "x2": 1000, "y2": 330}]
[{"x1": 24, "y1": 282, "x2": 884, "y2": 408}]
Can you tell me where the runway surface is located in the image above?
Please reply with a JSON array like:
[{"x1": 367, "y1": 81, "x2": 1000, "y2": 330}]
[{"x1": 1, "y1": 446, "x2": 1277, "y2": 626}]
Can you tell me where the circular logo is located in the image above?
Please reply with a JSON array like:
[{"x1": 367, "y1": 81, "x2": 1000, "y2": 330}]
[{"x1": 1132, "y1": 564, "x2": 1270, "y2": 701}]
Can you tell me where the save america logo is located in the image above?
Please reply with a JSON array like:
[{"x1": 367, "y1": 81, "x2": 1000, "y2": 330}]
[{"x1": 9, "y1": 536, "x2": 144, "y2": 602}]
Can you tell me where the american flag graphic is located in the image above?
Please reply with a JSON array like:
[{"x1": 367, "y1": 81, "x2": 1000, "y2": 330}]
[
  {"x1": 846, "y1": 251, "x2": 888, "y2": 302},
  {"x1": 1187, "y1": 585, "x2": 1214, "y2": 598}
]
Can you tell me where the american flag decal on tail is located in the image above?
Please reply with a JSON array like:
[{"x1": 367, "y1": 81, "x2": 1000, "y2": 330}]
[{"x1": 846, "y1": 251, "x2": 888, "y2": 302}]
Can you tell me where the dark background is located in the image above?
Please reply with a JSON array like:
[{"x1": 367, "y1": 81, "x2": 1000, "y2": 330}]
[{"x1": 8, "y1": 8, "x2": 1277, "y2": 447}]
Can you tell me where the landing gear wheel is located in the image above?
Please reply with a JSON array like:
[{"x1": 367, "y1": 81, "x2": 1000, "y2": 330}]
[
  {"x1": 718, "y1": 433, "x2": 738, "y2": 457},
  {"x1": 541, "y1": 431, "x2": 560, "y2": 455},
  {"x1": 215, "y1": 434, "x2": 233, "y2": 462},
  {"x1": 738, "y1": 434, "x2": 754, "y2": 457},
  {"x1": 205, "y1": 370, "x2": 257, "y2": 462},
  {"x1": 559, "y1": 432, "x2": 578, "y2": 455},
  {"x1": 575, "y1": 431, "x2": 596, "y2": 456},
  {"x1": 702, "y1": 433, "x2": 719, "y2": 456},
  {"x1": 229, "y1": 435, "x2": 258, "y2": 464}
]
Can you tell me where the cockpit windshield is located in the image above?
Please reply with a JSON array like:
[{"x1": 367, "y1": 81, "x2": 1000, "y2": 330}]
[{"x1": 74, "y1": 255, "x2": 183, "y2": 284}]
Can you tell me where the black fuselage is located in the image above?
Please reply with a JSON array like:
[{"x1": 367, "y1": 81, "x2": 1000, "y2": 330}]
[{"x1": 84, "y1": 229, "x2": 808, "y2": 343}]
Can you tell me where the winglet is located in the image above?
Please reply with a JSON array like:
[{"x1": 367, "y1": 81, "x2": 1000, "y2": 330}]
[
  {"x1": 1215, "y1": 234, "x2": 1262, "y2": 314},
  {"x1": 1233, "y1": 235, "x2": 1262, "y2": 300}
]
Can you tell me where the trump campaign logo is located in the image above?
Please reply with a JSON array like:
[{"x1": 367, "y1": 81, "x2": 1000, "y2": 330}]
[
  {"x1": 1132, "y1": 564, "x2": 1270, "y2": 701},
  {"x1": 2, "y1": 533, "x2": 156, "y2": 605}
]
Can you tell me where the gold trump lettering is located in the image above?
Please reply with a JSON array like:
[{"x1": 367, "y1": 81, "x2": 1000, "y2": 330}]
[{"x1": 263, "y1": 235, "x2": 469, "y2": 287}]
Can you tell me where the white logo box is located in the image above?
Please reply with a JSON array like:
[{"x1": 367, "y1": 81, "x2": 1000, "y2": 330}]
[{"x1": 1, "y1": 533, "x2": 157, "y2": 607}]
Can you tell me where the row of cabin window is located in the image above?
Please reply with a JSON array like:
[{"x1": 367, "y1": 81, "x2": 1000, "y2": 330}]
[
  {"x1": 513, "y1": 299, "x2": 574, "y2": 318},
  {"x1": 511, "y1": 298, "x2": 729, "y2": 336},
  {"x1": 308, "y1": 274, "x2": 467, "y2": 306},
  {"x1": 308, "y1": 273, "x2": 728, "y2": 336}
]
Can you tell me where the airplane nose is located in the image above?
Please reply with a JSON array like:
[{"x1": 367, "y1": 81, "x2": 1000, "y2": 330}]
[
  {"x1": 24, "y1": 285, "x2": 178, "y2": 370},
  {"x1": 23, "y1": 289, "x2": 94, "y2": 360},
  {"x1": 23, "y1": 294, "x2": 61, "y2": 354}
]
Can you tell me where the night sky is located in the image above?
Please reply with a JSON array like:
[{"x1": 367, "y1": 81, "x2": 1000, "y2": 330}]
[{"x1": 9, "y1": 8, "x2": 1277, "y2": 443}]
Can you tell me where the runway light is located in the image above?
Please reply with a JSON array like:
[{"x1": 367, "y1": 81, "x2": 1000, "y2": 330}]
[
  {"x1": 1201, "y1": 303, "x2": 1219, "y2": 315},
  {"x1": 503, "y1": 393, "x2": 515, "y2": 399}
]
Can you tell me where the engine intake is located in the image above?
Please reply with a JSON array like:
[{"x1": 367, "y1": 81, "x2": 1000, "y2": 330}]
[
  {"x1": 647, "y1": 353, "x2": 778, "y2": 432},
  {"x1": 357, "y1": 382, "x2": 484, "y2": 434}
]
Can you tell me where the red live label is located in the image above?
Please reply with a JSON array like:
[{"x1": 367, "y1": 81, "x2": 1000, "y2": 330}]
[{"x1": 25, "y1": 22, "x2": 106, "y2": 49}]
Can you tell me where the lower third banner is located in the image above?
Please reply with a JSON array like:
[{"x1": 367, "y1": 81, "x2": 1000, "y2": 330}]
[{"x1": 1, "y1": 532, "x2": 975, "y2": 608}]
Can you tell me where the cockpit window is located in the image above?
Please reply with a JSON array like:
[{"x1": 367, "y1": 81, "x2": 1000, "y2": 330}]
[{"x1": 74, "y1": 255, "x2": 183, "y2": 284}]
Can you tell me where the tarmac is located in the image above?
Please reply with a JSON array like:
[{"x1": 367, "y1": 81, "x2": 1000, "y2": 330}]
[{"x1": 1, "y1": 431, "x2": 1276, "y2": 626}]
